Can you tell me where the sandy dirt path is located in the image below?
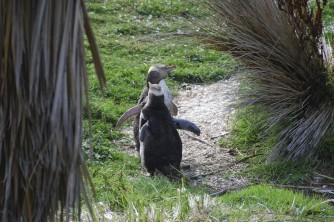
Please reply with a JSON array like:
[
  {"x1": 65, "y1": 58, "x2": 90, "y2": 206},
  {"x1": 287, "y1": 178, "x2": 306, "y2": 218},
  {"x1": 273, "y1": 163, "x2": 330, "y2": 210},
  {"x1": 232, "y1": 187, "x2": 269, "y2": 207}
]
[{"x1": 174, "y1": 77, "x2": 248, "y2": 193}]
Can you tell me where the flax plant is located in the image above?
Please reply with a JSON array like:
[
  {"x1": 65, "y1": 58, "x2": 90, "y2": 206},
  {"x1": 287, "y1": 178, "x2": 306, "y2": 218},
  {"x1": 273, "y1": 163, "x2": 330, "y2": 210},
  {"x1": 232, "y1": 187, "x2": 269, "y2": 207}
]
[{"x1": 0, "y1": 0, "x2": 105, "y2": 221}]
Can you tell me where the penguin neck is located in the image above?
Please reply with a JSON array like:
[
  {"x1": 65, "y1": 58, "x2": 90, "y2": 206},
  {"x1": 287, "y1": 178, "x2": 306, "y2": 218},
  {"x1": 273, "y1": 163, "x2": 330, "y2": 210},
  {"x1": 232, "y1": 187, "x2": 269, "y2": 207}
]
[
  {"x1": 158, "y1": 79, "x2": 173, "y2": 111},
  {"x1": 147, "y1": 94, "x2": 166, "y2": 110},
  {"x1": 158, "y1": 79, "x2": 168, "y2": 92}
]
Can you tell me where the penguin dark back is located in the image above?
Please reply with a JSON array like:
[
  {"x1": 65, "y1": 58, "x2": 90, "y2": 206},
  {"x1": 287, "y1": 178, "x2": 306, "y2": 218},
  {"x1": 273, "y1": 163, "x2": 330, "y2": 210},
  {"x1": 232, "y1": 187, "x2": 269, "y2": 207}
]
[{"x1": 139, "y1": 83, "x2": 182, "y2": 179}]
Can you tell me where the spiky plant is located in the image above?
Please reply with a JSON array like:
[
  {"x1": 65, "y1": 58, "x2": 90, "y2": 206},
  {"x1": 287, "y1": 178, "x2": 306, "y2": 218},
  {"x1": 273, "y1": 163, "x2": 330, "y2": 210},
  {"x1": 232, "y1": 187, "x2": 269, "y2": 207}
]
[
  {"x1": 0, "y1": 0, "x2": 105, "y2": 221},
  {"x1": 194, "y1": 0, "x2": 334, "y2": 160}
]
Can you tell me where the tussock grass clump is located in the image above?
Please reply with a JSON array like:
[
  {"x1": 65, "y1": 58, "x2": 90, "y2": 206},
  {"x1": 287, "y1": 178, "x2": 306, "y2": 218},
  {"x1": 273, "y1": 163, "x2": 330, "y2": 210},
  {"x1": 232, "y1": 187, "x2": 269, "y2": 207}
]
[{"x1": 196, "y1": 0, "x2": 334, "y2": 160}]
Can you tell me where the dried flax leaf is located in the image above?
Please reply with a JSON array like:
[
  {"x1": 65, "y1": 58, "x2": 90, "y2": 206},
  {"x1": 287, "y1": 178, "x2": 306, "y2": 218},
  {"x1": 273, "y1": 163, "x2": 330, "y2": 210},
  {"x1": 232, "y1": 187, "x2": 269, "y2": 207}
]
[{"x1": 0, "y1": 0, "x2": 105, "y2": 221}]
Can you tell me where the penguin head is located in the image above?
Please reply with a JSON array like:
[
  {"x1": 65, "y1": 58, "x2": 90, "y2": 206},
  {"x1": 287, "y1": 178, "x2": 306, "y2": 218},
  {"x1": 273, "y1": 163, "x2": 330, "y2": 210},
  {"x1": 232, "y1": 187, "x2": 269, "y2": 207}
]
[{"x1": 146, "y1": 64, "x2": 175, "y2": 86}]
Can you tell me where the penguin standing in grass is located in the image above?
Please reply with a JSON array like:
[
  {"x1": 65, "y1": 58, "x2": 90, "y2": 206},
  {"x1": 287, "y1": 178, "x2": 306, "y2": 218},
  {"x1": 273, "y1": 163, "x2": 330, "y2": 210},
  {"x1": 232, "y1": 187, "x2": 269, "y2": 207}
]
[
  {"x1": 139, "y1": 82, "x2": 182, "y2": 178},
  {"x1": 116, "y1": 64, "x2": 200, "y2": 152}
]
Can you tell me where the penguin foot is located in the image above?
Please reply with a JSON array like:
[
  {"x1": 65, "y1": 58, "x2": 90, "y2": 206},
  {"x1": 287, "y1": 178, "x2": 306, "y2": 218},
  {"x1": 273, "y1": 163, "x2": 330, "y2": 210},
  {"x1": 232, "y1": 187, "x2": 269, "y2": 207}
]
[
  {"x1": 145, "y1": 172, "x2": 154, "y2": 177},
  {"x1": 181, "y1": 164, "x2": 191, "y2": 170}
]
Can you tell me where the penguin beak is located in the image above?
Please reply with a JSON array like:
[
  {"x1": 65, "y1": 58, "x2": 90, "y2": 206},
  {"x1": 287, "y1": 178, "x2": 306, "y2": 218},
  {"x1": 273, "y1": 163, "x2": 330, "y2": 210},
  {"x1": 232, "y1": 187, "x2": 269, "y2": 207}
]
[
  {"x1": 155, "y1": 65, "x2": 175, "y2": 80},
  {"x1": 164, "y1": 65, "x2": 176, "y2": 73}
]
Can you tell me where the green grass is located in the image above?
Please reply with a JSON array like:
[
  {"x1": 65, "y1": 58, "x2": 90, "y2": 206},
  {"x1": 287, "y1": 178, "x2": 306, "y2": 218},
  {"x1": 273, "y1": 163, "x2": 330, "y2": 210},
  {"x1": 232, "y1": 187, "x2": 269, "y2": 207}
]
[
  {"x1": 323, "y1": 1, "x2": 334, "y2": 32},
  {"x1": 87, "y1": 158, "x2": 220, "y2": 221},
  {"x1": 219, "y1": 185, "x2": 334, "y2": 221},
  {"x1": 83, "y1": 0, "x2": 334, "y2": 220}
]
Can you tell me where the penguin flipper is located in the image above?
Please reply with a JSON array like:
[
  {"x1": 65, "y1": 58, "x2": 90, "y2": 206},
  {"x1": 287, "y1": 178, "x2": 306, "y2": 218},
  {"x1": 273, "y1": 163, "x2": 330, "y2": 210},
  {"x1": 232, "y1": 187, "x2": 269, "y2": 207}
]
[
  {"x1": 139, "y1": 121, "x2": 150, "y2": 141},
  {"x1": 172, "y1": 117, "x2": 201, "y2": 136},
  {"x1": 116, "y1": 104, "x2": 143, "y2": 128}
]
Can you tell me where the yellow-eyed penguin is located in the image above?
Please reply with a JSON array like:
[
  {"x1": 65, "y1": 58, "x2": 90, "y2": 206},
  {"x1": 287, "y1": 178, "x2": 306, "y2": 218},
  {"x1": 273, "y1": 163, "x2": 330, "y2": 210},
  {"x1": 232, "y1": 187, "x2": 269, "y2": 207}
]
[{"x1": 139, "y1": 82, "x2": 182, "y2": 178}]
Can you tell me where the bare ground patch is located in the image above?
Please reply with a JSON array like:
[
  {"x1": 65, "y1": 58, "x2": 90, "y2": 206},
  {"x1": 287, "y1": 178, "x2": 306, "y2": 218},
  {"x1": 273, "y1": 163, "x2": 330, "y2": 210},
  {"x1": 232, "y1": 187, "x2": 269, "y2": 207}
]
[{"x1": 175, "y1": 77, "x2": 248, "y2": 194}]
